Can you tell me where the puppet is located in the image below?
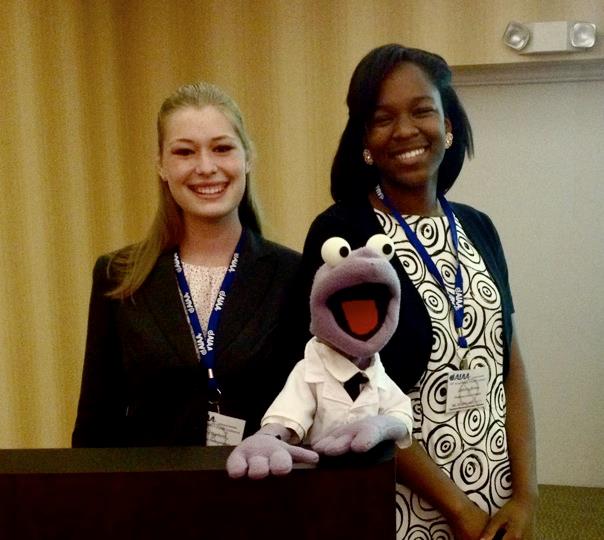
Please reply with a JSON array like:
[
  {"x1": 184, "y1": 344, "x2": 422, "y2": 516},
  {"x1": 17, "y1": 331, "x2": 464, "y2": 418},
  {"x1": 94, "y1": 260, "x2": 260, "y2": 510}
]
[{"x1": 227, "y1": 235, "x2": 413, "y2": 479}]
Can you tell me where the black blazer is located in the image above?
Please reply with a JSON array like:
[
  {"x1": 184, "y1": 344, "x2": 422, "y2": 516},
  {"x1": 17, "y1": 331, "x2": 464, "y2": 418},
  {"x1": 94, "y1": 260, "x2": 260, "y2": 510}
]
[{"x1": 72, "y1": 229, "x2": 301, "y2": 447}]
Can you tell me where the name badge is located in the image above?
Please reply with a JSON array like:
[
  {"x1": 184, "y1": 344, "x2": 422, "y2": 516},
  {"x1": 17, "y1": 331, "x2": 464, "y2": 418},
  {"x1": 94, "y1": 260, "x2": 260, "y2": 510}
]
[
  {"x1": 445, "y1": 367, "x2": 488, "y2": 413},
  {"x1": 206, "y1": 412, "x2": 246, "y2": 446}
]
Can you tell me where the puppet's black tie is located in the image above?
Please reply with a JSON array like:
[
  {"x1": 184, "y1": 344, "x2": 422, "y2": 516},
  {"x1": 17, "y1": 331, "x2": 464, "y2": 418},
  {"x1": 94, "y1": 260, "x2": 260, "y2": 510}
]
[{"x1": 344, "y1": 372, "x2": 369, "y2": 401}]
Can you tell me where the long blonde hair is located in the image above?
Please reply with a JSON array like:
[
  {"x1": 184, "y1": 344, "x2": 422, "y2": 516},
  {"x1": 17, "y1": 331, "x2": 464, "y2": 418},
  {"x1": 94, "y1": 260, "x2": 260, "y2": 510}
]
[{"x1": 108, "y1": 82, "x2": 261, "y2": 299}]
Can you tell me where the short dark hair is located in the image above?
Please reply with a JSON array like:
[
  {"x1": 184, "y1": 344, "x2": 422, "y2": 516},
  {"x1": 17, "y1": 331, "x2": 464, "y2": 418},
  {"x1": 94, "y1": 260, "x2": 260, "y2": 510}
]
[{"x1": 331, "y1": 44, "x2": 474, "y2": 202}]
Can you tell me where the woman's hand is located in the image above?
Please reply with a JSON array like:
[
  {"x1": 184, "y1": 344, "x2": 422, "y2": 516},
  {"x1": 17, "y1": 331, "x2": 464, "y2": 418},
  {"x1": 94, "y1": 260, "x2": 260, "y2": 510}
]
[
  {"x1": 487, "y1": 327, "x2": 538, "y2": 540},
  {"x1": 446, "y1": 497, "x2": 490, "y2": 540},
  {"x1": 479, "y1": 496, "x2": 536, "y2": 540},
  {"x1": 396, "y1": 441, "x2": 492, "y2": 539}
]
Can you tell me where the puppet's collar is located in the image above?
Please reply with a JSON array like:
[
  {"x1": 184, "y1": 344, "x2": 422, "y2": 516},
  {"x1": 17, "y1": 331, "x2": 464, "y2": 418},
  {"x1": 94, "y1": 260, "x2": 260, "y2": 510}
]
[{"x1": 303, "y1": 337, "x2": 392, "y2": 388}]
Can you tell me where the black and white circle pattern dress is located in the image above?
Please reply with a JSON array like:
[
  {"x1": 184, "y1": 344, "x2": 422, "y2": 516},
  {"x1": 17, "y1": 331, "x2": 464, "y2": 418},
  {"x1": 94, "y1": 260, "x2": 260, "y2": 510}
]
[{"x1": 375, "y1": 209, "x2": 512, "y2": 540}]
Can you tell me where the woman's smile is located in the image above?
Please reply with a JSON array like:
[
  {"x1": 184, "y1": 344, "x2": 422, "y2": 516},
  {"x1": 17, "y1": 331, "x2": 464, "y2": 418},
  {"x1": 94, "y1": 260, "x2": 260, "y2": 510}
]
[
  {"x1": 189, "y1": 182, "x2": 229, "y2": 197},
  {"x1": 392, "y1": 146, "x2": 428, "y2": 165}
]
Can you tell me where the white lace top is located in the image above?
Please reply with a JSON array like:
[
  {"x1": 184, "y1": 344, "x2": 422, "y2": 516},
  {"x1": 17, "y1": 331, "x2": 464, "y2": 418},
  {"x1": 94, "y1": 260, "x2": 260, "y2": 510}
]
[{"x1": 182, "y1": 263, "x2": 228, "y2": 331}]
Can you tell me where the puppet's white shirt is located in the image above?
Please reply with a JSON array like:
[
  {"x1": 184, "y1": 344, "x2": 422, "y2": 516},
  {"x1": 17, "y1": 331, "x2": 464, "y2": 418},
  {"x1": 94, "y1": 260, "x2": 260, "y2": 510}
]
[{"x1": 262, "y1": 337, "x2": 413, "y2": 448}]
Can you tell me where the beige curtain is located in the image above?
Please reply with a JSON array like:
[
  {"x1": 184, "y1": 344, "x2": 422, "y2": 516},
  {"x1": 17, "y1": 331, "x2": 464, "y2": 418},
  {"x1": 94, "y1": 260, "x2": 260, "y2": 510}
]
[{"x1": 1, "y1": 0, "x2": 601, "y2": 448}]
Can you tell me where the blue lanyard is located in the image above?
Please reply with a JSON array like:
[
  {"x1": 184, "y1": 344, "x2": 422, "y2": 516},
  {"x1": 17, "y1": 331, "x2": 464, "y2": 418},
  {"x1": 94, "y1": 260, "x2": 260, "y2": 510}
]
[
  {"x1": 173, "y1": 230, "x2": 245, "y2": 402},
  {"x1": 375, "y1": 185, "x2": 468, "y2": 349}
]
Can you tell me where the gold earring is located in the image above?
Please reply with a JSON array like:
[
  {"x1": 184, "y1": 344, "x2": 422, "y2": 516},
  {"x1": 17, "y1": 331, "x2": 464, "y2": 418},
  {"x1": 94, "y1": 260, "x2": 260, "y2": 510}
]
[
  {"x1": 445, "y1": 132, "x2": 453, "y2": 149},
  {"x1": 363, "y1": 149, "x2": 374, "y2": 165}
]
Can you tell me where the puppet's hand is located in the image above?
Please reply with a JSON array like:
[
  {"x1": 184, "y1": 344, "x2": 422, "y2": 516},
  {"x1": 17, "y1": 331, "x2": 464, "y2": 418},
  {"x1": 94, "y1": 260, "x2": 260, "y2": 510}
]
[
  {"x1": 226, "y1": 427, "x2": 319, "y2": 480},
  {"x1": 312, "y1": 415, "x2": 408, "y2": 456}
]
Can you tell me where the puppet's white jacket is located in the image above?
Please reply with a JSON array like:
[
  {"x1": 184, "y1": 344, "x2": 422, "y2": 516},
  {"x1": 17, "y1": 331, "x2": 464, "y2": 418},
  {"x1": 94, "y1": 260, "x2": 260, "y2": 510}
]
[{"x1": 262, "y1": 337, "x2": 413, "y2": 448}]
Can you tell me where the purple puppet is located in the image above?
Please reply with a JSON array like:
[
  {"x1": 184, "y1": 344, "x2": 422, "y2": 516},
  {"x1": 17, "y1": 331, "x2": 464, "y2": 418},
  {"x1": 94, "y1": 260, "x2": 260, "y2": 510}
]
[{"x1": 227, "y1": 234, "x2": 413, "y2": 479}]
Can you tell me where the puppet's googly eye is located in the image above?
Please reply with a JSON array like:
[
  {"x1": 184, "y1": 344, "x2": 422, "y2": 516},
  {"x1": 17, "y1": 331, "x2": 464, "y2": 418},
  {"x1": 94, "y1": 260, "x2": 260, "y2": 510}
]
[
  {"x1": 321, "y1": 237, "x2": 351, "y2": 267},
  {"x1": 366, "y1": 234, "x2": 395, "y2": 261}
]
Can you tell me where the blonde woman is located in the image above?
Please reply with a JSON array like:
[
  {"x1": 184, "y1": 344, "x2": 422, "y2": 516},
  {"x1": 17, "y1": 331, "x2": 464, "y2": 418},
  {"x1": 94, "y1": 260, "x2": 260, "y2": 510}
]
[{"x1": 73, "y1": 83, "x2": 300, "y2": 448}]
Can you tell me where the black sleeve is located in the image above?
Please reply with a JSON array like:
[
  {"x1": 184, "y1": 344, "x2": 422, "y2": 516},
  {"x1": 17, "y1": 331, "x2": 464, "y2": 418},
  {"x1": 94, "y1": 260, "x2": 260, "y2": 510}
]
[
  {"x1": 244, "y1": 247, "x2": 305, "y2": 436},
  {"x1": 481, "y1": 211, "x2": 514, "y2": 315},
  {"x1": 452, "y1": 203, "x2": 515, "y2": 377},
  {"x1": 72, "y1": 256, "x2": 127, "y2": 447}
]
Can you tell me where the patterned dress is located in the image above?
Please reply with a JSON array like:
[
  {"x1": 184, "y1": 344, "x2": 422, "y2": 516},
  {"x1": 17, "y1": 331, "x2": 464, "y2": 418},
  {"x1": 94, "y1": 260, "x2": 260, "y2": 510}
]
[{"x1": 374, "y1": 209, "x2": 512, "y2": 540}]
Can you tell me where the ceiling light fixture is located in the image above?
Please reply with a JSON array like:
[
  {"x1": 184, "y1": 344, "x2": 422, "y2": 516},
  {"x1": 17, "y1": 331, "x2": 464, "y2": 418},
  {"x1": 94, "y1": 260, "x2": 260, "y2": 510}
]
[{"x1": 503, "y1": 21, "x2": 597, "y2": 54}]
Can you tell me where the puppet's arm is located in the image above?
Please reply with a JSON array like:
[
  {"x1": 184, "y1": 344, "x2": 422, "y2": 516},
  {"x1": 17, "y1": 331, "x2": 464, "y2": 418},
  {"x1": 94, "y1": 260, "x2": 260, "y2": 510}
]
[
  {"x1": 312, "y1": 365, "x2": 413, "y2": 456},
  {"x1": 227, "y1": 361, "x2": 320, "y2": 479},
  {"x1": 312, "y1": 414, "x2": 409, "y2": 456}
]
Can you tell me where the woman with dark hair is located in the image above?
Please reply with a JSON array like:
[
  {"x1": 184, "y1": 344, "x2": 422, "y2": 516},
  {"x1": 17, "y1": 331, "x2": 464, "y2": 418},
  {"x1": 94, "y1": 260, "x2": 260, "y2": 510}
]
[
  {"x1": 73, "y1": 82, "x2": 300, "y2": 448},
  {"x1": 299, "y1": 45, "x2": 537, "y2": 539}
]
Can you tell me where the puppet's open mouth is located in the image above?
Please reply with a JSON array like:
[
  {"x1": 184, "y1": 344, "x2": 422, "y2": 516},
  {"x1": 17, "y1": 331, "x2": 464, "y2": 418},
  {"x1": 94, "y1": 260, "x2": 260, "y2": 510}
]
[{"x1": 326, "y1": 283, "x2": 392, "y2": 341}]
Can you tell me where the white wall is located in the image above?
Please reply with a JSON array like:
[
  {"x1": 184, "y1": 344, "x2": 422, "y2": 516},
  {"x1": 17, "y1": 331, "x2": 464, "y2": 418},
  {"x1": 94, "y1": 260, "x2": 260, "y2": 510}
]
[{"x1": 449, "y1": 76, "x2": 604, "y2": 487}]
